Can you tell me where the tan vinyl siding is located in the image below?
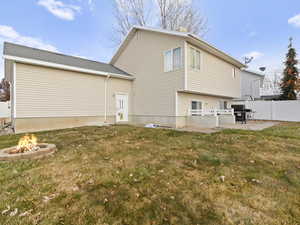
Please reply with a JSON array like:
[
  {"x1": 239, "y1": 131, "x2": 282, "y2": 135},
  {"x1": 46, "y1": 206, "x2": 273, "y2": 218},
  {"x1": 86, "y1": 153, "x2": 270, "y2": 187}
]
[
  {"x1": 107, "y1": 77, "x2": 133, "y2": 116},
  {"x1": 15, "y1": 63, "x2": 132, "y2": 118},
  {"x1": 177, "y1": 92, "x2": 231, "y2": 116},
  {"x1": 113, "y1": 30, "x2": 185, "y2": 117},
  {"x1": 186, "y1": 43, "x2": 241, "y2": 98}
]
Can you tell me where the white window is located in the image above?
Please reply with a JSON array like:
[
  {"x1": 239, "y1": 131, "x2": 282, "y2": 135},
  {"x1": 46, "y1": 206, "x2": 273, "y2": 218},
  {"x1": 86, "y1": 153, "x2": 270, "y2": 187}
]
[
  {"x1": 219, "y1": 101, "x2": 228, "y2": 109},
  {"x1": 190, "y1": 47, "x2": 201, "y2": 70},
  {"x1": 232, "y1": 68, "x2": 236, "y2": 78},
  {"x1": 164, "y1": 50, "x2": 173, "y2": 72},
  {"x1": 164, "y1": 47, "x2": 182, "y2": 72},
  {"x1": 173, "y1": 47, "x2": 182, "y2": 70},
  {"x1": 191, "y1": 101, "x2": 202, "y2": 110}
]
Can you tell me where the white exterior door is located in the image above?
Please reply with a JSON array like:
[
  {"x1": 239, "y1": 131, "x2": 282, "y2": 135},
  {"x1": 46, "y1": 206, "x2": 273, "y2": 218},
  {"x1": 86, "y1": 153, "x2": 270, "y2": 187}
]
[{"x1": 116, "y1": 94, "x2": 128, "y2": 122}]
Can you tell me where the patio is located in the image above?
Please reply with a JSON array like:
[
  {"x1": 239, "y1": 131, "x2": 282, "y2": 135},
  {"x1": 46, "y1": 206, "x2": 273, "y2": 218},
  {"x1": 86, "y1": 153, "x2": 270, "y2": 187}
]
[{"x1": 177, "y1": 120, "x2": 279, "y2": 133}]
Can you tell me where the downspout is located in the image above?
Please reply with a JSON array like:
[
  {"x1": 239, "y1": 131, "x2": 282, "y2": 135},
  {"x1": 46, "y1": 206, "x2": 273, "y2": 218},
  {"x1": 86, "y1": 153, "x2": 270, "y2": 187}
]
[
  {"x1": 12, "y1": 62, "x2": 16, "y2": 133},
  {"x1": 104, "y1": 75, "x2": 111, "y2": 123}
]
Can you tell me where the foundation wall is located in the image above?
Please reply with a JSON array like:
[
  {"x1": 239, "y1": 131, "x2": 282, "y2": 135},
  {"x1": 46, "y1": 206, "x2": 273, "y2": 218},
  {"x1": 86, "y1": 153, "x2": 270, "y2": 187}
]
[
  {"x1": 131, "y1": 115, "x2": 177, "y2": 127},
  {"x1": 14, "y1": 116, "x2": 117, "y2": 133},
  {"x1": 186, "y1": 115, "x2": 217, "y2": 128}
]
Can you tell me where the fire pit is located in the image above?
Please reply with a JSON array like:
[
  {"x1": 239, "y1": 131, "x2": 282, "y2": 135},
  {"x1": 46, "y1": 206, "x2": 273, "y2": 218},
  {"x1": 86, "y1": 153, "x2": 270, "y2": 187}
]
[{"x1": 0, "y1": 134, "x2": 57, "y2": 161}]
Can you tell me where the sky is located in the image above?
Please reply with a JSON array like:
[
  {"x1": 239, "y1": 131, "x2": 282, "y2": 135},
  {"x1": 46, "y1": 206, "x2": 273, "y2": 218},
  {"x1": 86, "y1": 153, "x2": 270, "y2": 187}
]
[{"x1": 0, "y1": 0, "x2": 300, "y2": 80}]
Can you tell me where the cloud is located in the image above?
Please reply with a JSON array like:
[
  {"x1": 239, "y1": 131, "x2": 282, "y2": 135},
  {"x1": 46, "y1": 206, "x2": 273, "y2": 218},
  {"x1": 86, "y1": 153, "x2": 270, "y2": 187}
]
[
  {"x1": 243, "y1": 51, "x2": 264, "y2": 60},
  {"x1": 288, "y1": 14, "x2": 300, "y2": 27},
  {"x1": 0, "y1": 25, "x2": 58, "y2": 78},
  {"x1": 0, "y1": 25, "x2": 57, "y2": 52},
  {"x1": 38, "y1": 0, "x2": 81, "y2": 20},
  {"x1": 248, "y1": 31, "x2": 257, "y2": 38}
]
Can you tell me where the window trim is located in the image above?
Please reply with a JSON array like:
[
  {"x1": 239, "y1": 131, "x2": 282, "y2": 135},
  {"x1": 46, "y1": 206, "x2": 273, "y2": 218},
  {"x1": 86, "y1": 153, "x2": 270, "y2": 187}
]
[
  {"x1": 191, "y1": 100, "x2": 203, "y2": 116},
  {"x1": 191, "y1": 100, "x2": 203, "y2": 110},
  {"x1": 232, "y1": 67, "x2": 236, "y2": 78},
  {"x1": 219, "y1": 100, "x2": 228, "y2": 110},
  {"x1": 190, "y1": 47, "x2": 201, "y2": 71},
  {"x1": 164, "y1": 47, "x2": 182, "y2": 72},
  {"x1": 164, "y1": 49, "x2": 173, "y2": 72}
]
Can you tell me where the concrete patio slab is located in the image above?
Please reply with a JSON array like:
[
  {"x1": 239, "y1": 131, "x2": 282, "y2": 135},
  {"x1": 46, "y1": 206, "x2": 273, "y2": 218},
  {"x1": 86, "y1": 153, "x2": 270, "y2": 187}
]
[{"x1": 220, "y1": 121, "x2": 279, "y2": 131}]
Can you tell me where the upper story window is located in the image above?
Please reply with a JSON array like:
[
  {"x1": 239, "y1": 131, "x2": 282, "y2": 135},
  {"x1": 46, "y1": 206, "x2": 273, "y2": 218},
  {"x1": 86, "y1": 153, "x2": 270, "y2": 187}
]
[
  {"x1": 190, "y1": 47, "x2": 201, "y2": 70},
  {"x1": 232, "y1": 68, "x2": 236, "y2": 78},
  {"x1": 164, "y1": 47, "x2": 182, "y2": 72}
]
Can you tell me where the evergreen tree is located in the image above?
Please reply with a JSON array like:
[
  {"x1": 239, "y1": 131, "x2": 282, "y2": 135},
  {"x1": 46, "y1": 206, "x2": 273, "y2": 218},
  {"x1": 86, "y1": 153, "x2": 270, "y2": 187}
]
[
  {"x1": 0, "y1": 78, "x2": 10, "y2": 102},
  {"x1": 280, "y1": 37, "x2": 299, "y2": 100}
]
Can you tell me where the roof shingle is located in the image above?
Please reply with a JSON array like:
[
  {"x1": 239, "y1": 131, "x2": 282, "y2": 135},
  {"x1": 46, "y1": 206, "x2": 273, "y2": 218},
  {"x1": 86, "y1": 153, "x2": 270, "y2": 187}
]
[{"x1": 3, "y1": 42, "x2": 132, "y2": 77}]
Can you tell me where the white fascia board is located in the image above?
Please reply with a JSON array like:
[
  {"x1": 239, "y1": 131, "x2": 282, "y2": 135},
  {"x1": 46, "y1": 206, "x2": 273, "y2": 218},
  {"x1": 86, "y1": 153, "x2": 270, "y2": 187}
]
[
  {"x1": 3, "y1": 55, "x2": 134, "y2": 80},
  {"x1": 133, "y1": 26, "x2": 188, "y2": 38},
  {"x1": 188, "y1": 34, "x2": 245, "y2": 68}
]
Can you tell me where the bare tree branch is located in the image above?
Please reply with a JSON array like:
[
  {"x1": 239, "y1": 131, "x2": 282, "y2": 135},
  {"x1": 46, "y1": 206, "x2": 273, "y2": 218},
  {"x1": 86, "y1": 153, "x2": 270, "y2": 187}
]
[
  {"x1": 113, "y1": 0, "x2": 148, "y2": 43},
  {"x1": 112, "y1": 0, "x2": 208, "y2": 44},
  {"x1": 156, "y1": 0, "x2": 208, "y2": 36}
]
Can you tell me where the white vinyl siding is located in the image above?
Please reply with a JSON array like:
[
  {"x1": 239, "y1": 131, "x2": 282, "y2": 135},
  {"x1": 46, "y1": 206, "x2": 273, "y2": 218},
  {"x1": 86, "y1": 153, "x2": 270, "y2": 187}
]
[{"x1": 164, "y1": 47, "x2": 182, "y2": 72}]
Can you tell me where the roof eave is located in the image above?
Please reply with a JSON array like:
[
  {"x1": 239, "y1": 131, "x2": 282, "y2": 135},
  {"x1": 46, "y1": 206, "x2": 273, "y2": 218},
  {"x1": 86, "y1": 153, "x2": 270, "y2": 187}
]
[
  {"x1": 110, "y1": 26, "x2": 188, "y2": 65},
  {"x1": 178, "y1": 89, "x2": 239, "y2": 99},
  {"x1": 110, "y1": 26, "x2": 246, "y2": 69},
  {"x1": 187, "y1": 34, "x2": 245, "y2": 68},
  {"x1": 3, "y1": 55, "x2": 135, "y2": 80}
]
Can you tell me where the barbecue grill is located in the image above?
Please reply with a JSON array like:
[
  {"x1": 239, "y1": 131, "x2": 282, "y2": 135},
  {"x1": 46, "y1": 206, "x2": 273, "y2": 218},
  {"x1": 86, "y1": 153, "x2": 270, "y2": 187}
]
[{"x1": 231, "y1": 104, "x2": 252, "y2": 124}]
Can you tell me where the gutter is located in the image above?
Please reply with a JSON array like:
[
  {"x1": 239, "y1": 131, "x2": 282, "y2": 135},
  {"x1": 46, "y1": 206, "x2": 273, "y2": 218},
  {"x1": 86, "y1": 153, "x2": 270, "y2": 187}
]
[
  {"x1": 104, "y1": 75, "x2": 111, "y2": 122},
  {"x1": 3, "y1": 55, "x2": 135, "y2": 81},
  {"x1": 187, "y1": 34, "x2": 246, "y2": 68},
  {"x1": 178, "y1": 89, "x2": 237, "y2": 99}
]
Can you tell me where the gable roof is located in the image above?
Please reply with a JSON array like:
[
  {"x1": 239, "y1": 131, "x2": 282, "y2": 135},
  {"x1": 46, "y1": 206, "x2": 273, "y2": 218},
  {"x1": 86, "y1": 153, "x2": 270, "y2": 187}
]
[
  {"x1": 3, "y1": 42, "x2": 133, "y2": 78},
  {"x1": 110, "y1": 26, "x2": 245, "y2": 68}
]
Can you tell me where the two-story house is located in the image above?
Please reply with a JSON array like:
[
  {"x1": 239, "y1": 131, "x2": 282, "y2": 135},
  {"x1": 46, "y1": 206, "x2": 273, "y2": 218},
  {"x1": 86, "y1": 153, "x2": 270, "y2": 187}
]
[
  {"x1": 111, "y1": 26, "x2": 244, "y2": 128},
  {"x1": 3, "y1": 26, "x2": 245, "y2": 133}
]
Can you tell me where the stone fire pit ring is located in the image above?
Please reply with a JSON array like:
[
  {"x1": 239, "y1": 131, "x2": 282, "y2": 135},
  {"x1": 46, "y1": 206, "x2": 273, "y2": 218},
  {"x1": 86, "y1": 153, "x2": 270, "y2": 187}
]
[{"x1": 0, "y1": 143, "x2": 57, "y2": 161}]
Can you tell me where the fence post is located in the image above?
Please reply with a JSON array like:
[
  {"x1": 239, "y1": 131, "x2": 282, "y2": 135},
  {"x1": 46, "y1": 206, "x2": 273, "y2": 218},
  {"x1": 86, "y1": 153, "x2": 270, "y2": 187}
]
[{"x1": 270, "y1": 101, "x2": 273, "y2": 120}]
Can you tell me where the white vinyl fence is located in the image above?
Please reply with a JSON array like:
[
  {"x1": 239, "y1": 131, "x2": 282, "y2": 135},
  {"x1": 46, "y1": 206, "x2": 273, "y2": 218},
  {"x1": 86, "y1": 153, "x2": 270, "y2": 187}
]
[
  {"x1": 238, "y1": 100, "x2": 300, "y2": 122},
  {"x1": 0, "y1": 102, "x2": 10, "y2": 118}
]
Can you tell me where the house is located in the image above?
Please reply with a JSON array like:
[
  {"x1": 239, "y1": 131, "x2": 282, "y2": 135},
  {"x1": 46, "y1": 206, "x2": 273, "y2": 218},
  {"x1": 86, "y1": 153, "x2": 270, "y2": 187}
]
[
  {"x1": 260, "y1": 76, "x2": 282, "y2": 100},
  {"x1": 239, "y1": 69, "x2": 265, "y2": 100},
  {"x1": 3, "y1": 26, "x2": 245, "y2": 133}
]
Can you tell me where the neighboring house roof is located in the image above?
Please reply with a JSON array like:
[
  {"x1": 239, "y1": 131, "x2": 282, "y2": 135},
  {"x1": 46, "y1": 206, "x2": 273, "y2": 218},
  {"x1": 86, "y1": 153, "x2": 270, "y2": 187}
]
[
  {"x1": 110, "y1": 26, "x2": 245, "y2": 68},
  {"x1": 242, "y1": 69, "x2": 265, "y2": 77},
  {"x1": 3, "y1": 42, "x2": 133, "y2": 79}
]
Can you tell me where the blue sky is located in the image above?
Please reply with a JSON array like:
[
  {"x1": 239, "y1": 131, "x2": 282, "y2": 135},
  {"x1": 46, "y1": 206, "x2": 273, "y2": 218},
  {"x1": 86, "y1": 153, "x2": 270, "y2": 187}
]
[{"x1": 1, "y1": 0, "x2": 300, "y2": 80}]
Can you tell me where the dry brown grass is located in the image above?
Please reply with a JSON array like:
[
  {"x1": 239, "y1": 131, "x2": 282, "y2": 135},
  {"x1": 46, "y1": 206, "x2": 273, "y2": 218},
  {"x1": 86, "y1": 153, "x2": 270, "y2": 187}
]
[{"x1": 0, "y1": 123, "x2": 300, "y2": 225}]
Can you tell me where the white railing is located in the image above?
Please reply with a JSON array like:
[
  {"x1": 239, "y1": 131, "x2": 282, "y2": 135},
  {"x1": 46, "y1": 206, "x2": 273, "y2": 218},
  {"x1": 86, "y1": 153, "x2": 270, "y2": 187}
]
[{"x1": 189, "y1": 109, "x2": 234, "y2": 116}]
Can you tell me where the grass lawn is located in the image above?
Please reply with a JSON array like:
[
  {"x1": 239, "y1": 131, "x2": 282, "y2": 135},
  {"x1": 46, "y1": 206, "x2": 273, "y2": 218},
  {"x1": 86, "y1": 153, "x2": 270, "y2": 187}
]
[{"x1": 0, "y1": 124, "x2": 300, "y2": 225}]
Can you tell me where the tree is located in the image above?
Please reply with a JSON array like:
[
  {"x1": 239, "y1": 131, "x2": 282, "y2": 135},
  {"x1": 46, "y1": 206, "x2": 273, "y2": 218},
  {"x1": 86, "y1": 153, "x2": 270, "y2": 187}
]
[
  {"x1": 280, "y1": 38, "x2": 299, "y2": 100},
  {"x1": 0, "y1": 79, "x2": 10, "y2": 102},
  {"x1": 113, "y1": 0, "x2": 207, "y2": 43},
  {"x1": 156, "y1": 0, "x2": 207, "y2": 35},
  {"x1": 113, "y1": 0, "x2": 149, "y2": 43}
]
